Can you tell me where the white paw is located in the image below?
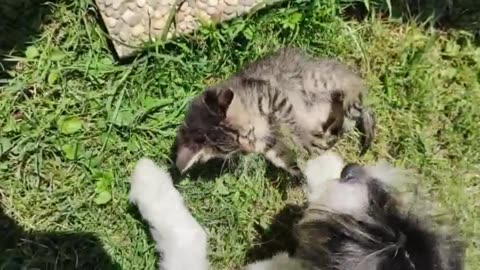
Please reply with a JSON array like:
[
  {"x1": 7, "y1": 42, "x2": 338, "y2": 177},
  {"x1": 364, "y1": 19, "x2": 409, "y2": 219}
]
[
  {"x1": 305, "y1": 151, "x2": 344, "y2": 184},
  {"x1": 304, "y1": 151, "x2": 344, "y2": 201}
]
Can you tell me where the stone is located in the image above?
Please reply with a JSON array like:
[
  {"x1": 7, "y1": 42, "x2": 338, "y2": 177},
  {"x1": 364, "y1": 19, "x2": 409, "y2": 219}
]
[
  {"x1": 224, "y1": 5, "x2": 237, "y2": 14},
  {"x1": 106, "y1": 17, "x2": 117, "y2": 28},
  {"x1": 105, "y1": 7, "x2": 114, "y2": 16},
  {"x1": 110, "y1": 23, "x2": 122, "y2": 35},
  {"x1": 236, "y1": 5, "x2": 245, "y2": 14},
  {"x1": 137, "y1": 0, "x2": 146, "y2": 7},
  {"x1": 207, "y1": 0, "x2": 217, "y2": 6},
  {"x1": 196, "y1": 0, "x2": 207, "y2": 10},
  {"x1": 207, "y1": 6, "x2": 217, "y2": 15},
  {"x1": 176, "y1": 12, "x2": 185, "y2": 21},
  {"x1": 224, "y1": 12, "x2": 236, "y2": 20},
  {"x1": 184, "y1": 14, "x2": 194, "y2": 22},
  {"x1": 131, "y1": 24, "x2": 144, "y2": 36},
  {"x1": 122, "y1": 9, "x2": 142, "y2": 26},
  {"x1": 112, "y1": 0, "x2": 122, "y2": 10},
  {"x1": 140, "y1": 34, "x2": 150, "y2": 42},
  {"x1": 159, "y1": 0, "x2": 172, "y2": 6},
  {"x1": 178, "y1": 22, "x2": 187, "y2": 31},
  {"x1": 119, "y1": 29, "x2": 130, "y2": 41},
  {"x1": 179, "y1": 2, "x2": 189, "y2": 11},
  {"x1": 127, "y1": 2, "x2": 136, "y2": 10},
  {"x1": 94, "y1": 0, "x2": 278, "y2": 58},
  {"x1": 225, "y1": 0, "x2": 238, "y2": 6},
  {"x1": 239, "y1": 0, "x2": 253, "y2": 6},
  {"x1": 153, "y1": 9, "x2": 166, "y2": 18},
  {"x1": 153, "y1": 18, "x2": 165, "y2": 29},
  {"x1": 197, "y1": 10, "x2": 210, "y2": 21},
  {"x1": 148, "y1": 0, "x2": 160, "y2": 8}
]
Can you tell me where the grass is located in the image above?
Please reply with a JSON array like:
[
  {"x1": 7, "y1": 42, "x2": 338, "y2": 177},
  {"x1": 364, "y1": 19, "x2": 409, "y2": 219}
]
[{"x1": 1, "y1": 0, "x2": 479, "y2": 269}]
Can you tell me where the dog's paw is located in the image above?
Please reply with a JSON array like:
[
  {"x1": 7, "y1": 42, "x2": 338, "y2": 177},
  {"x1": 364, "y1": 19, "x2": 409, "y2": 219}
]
[
  {"x1": 304, "y1": 151, "x2": 344, "y2": 185},
  {"x1": 129, "y1": 158, "x2": 174, "y2": 204}
]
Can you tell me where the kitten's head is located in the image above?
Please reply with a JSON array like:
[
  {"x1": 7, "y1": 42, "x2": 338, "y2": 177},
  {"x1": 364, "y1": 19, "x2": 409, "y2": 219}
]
[
  {"x1": 296, "y1": 153, "x2": 464, "y2": 270},
  {"x1": 175, "y1": 87, "x2": 241, "y2": 173}
]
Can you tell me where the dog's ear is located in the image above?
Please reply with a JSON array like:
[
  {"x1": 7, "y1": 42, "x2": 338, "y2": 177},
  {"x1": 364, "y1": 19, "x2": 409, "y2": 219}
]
[
  {"x1": 203, "y1": 88, "x2": 234, "y2": 116},
  {"x1": 294, "y1": 220, "x2": 331, "y2": 265}
]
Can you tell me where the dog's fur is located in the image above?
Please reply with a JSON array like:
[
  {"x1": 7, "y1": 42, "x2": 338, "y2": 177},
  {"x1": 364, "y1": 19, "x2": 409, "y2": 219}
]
[{"x1": 129, "y1": 154, "x2": 464, "y2": 270}]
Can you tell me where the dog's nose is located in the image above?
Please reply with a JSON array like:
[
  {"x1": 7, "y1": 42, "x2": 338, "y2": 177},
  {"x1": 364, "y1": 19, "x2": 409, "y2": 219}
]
[{"x1": 340, "y1": 163, "x2": 364, "y2": 181}]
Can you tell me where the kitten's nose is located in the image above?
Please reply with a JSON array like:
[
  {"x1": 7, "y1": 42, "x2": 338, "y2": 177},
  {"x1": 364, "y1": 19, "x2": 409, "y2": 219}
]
[{"x1": 340, "y1": 163, "x2": 364, "y2": 181}]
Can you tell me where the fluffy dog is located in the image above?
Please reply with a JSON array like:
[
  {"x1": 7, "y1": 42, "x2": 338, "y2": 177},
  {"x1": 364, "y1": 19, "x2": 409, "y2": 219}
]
[{"x1": 129, "y1": 154, "x2": 464, "y2": 270}]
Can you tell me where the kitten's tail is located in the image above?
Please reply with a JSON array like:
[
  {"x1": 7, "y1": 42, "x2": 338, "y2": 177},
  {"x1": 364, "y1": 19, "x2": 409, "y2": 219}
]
[
  {"x1": 357, "y1": 106, "x2": 376, "y2": 154},
  {"x1": 346, "y1": 101, "x2": 375, "y2": 154},
  {"x1": 129, "y1": 158, "x2": 208, "y2": 270}
]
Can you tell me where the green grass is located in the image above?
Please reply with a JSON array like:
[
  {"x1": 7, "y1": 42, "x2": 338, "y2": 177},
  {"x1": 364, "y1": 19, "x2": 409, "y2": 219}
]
[{"x1": 1, "y1": 0, "x2": 479, "y2": 269}]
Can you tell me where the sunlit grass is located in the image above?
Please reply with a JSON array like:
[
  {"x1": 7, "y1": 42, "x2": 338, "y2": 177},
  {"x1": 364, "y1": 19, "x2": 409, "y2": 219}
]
[{"x1": 0, "y1": 0, "x2": 479, "y2": 269}]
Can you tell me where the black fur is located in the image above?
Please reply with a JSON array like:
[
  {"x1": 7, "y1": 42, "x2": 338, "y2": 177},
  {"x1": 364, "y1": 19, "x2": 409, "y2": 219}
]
[
  {"x1": 294, "y1": 166, "x2": 464, "y2": 270},
  {"x1": 176, "y1": 88, "x2": 239, "y2": 155}
]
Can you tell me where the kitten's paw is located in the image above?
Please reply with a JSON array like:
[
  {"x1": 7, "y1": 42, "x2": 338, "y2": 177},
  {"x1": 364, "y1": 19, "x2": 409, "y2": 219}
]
[
  {"x1": 288, "y1": 164, "x2": 302, "y2": 177},
  {"x1": 304, "y1": 151, "x2": 344, "y2": 187}
]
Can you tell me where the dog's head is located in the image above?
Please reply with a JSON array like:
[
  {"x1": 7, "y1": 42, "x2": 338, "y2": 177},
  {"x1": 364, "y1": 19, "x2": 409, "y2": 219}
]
[{"x1": 295, "y1": 153, "x2": 464, "y2": 270}]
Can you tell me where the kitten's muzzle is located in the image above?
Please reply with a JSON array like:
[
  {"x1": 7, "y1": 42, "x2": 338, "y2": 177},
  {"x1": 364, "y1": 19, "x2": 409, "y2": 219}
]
[{"x1": 340, "y1": 163, "x2": 365, "y2": 182}]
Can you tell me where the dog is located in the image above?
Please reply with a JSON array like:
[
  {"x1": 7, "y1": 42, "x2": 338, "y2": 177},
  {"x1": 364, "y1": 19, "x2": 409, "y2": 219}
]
[{"x1": 129, "y1": 153, "x2": 464, "y2": 270}]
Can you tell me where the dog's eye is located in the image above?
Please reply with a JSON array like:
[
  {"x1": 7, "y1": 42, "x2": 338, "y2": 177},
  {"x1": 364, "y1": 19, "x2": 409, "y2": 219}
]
[
  {"x1": 339, "y1": 176, "x2": 357, "y2": 183},
  {"x1": 341, "y1": 163, "x2": 363, "y2": 178}
]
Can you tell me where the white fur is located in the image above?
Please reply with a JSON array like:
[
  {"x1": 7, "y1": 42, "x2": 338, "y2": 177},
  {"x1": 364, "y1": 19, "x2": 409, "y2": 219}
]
[
  {"x1": 312, "y1": 180, "x2": 369, "y2": 219},
  {"x1": 365, "y1": 160, "x2": 412, "y2": 188},
  {"x1": 129, "y1": 158, "x2": 208, "y2": 270},
  {"x1": 304, "y1": 152, "x2": 368, "y2": 219},
  {"x1": 246, "y1": 253, "x2": 309, "y2": 270},
  {"x1": 130, "y1": 158, "x2": 307, "y2": 270},
  {"x1": 304, "y1": 151, "x2": 344, "y2": 202}
]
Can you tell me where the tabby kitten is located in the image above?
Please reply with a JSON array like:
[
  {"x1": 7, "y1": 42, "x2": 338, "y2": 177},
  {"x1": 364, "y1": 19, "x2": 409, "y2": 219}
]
[{"x1": 175, "y1": 48, "x2": 375, "y2": 175}]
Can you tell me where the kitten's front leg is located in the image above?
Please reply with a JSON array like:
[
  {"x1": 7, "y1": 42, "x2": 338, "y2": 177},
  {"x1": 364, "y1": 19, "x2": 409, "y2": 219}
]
[{"x1": 262, "y1": 137, "x2": 301, "y2": 177}]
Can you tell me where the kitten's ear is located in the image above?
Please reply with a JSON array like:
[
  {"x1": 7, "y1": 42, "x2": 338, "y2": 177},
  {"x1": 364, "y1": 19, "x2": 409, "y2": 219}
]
[
  {"x1": 204, "y1": 88, "x2": 234, "y2": 115},
  {"x1": 176, "y1": 145, "x2": 203, "y2": 174}
]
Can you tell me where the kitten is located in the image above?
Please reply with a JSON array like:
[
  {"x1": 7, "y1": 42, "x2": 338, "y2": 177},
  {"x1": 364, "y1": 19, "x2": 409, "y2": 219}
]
[
  {"x1": 129, "y1": 156, "x2": 464, "y2": 270},
  {"x1": 175, "y1": 48, "x2": 376, "y2": 176}
]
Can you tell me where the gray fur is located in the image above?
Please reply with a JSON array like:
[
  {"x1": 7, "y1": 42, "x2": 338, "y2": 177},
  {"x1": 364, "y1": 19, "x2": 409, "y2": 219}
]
[{"x1": 175, "y1": 48, "x2": 375, "y2": 174}]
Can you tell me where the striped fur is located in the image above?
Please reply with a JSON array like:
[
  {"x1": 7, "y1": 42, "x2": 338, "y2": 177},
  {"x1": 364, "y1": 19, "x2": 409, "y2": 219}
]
[{"x1": 175, "y1": 48, "x2": 375, "y2": 175}]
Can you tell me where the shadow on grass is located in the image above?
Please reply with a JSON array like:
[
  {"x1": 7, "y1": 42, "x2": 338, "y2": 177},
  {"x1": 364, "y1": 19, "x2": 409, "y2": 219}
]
[
  {"x1": 168, "y1": 138, "x2": 303, "y2": 186},
  {"x1": 245, "y1": 203, "x2": 304, "y2": 263},
  {"x1": 343, "y1": 0, "x2": 480, "y2": 38},
  {"x1": 166, "y1": 140, "x2": 240, "y2": 183},
  {"x1": 0, "y1": 0, "x2": 59, "y2": 81},
  {"x1": 0, "y1": 205, "x2": 120, "y2": 270}
]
